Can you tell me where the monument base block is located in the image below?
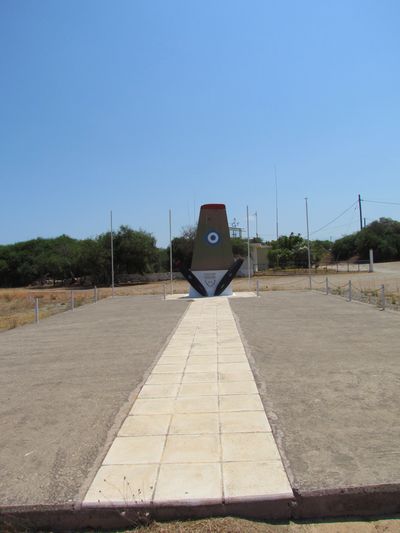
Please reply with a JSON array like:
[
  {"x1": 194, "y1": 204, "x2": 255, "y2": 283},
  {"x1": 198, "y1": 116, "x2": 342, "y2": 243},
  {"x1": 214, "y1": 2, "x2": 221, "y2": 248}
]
[{"x1": 188, "y1": 270, "x2": 233, "y2": 297}]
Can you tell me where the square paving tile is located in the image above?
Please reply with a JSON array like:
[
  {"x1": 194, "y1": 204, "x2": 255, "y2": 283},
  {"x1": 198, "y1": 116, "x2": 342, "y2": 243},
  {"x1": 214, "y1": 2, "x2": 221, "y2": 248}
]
[
  {"x1": 219, "y1": 371, "x2": 254, "y2": 382},
  {"x1": 189, "y1": 354, "x2": 218, "y2": 360},
  {"x1": 162, "y1": 434, "x2": 220, "y2": 463},
  {"x1": 181, "y1": 372, "x2": 218, "y2": 383},
  {"x1": 189, "y1": 349, "x2": 218, "y2": 356},
  {"x1": 223, "y1": 461, "x2": 292, "y2": 498},
  {"x1": 217, "y1": 342, "x2": 243, "y2": 348},
  {"x1": 174, "y1": 396, "x2": 219, "y2": 413},
  {"x1": 178, "y1": 382, "x2": 218, "y2": 397},
  {"x1": 154, "y1": 463, "x2": 222, "y2": 501},
  {"x1": 169, "y1": 413, "x2": 219, "y2": 435},
  {"x1": 152, "y1": 363, "x2": 186, "y2": 374},
  {"x1": 221, "y1": 433, "x2": 281, "y2": 462},
  {"x1": 191, "y1": 342, "x2": 217, "y2": 348},
  {"x1": 146, "y1": 373, "x2": 182, "y2": 385},
  {"x1": 187, "y1": 356, "x2": 218, "y2": 365},
  {"x1": 185, "y1": 363, "x2": 218, "y2": 373},
  {"x1": 119, "y1": 414, "x2": 171, "y2": 436},
  {"x1": 157, "y1": 356, "x2": 188, "y2": 364},
  {"x1": 218, "y1": 354, "x2": 248, "y2": 363},
  {"x1": 218, "y1": 381, "x2": 258, "y2": 395},
  {"x1": 103, "y1": 436, "x2": 166, "y2": 465},
  {"x1": 130, "y1": 398, "x2": 175, "y2": 415},
  {"x1": 220, "y1": 411, "x2": 271, "y2": 433},
  {"x1": 218, "y1": 336, "x2": 241, "y2": 343},
  {"x1": 163, "y1": 347, "x2": 191, "y2": 354},
  {"x1": 138, "y1": 384, "x2": 179, "y2": 399},
  {"x1": 84, "y1": 464, "x2": 158, "y2": 503},
  {"x1": 218, "y1": 362, "x2": 251, "y2": 373},
  {"x1": 218, "y1": 348, "x2": 246, "y2": 355},
  {"x1": 219, "y1": 394, "x2": 264, "y2": 412}
]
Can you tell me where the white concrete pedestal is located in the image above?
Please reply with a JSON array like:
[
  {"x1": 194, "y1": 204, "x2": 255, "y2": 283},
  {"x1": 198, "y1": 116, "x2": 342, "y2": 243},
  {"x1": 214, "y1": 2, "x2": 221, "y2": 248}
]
[{"x1": 188, "y1": 270, "x2": 233, "y2": 297}]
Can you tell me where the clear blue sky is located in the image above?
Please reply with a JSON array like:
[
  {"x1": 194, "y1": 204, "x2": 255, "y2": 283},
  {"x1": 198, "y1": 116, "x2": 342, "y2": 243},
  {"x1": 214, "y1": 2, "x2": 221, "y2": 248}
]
[{"x1": 1, "y1": 0, "x2": 400, "y2": 247}]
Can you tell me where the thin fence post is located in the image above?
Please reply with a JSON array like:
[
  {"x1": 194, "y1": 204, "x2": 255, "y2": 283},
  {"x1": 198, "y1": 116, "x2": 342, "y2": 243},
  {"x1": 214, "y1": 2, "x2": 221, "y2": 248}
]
[
  {"x1": 163, "y1": 283, "x2": 167, "y2": 300},
  {"x1": 34, "y1": 297, "x2": 39, "y2": 324},
  {"x1": 348, "y1": 280, "x2": 352, "y2": 302},
  {"x1": 256, "y1": 279, "x2": 259, "y2": 297},
  {"x1": 70, "y1": 290, "x2": 74, "y2": 311},
  {"x1": 381, "y1": 284, "x2": 385, "y2": 310},
  {"x1": 325, "y1": 277, "x2": 329, "y2": 295}
]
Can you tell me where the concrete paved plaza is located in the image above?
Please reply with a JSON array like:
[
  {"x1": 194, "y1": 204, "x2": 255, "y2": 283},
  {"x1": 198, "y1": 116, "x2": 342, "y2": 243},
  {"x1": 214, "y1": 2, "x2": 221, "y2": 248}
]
[
  {"x1": 83, "y1": 297, "x2": 292, "y2": 506},
  {"x1": 0, "y1": 290, "x2": 399, "y2": 525},
  {"x1": 231, "y1": 292, "x2": 400, "y2": 491},
  {"x1": 0, "y1": 296, "x2": 188, "y2": 505}
]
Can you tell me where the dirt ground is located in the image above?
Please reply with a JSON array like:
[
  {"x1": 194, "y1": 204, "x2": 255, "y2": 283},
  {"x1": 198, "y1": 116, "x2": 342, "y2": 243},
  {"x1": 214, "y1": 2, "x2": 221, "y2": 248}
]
[{"x1": 75, "y1": 516, "x2": 400, "y2": 533}]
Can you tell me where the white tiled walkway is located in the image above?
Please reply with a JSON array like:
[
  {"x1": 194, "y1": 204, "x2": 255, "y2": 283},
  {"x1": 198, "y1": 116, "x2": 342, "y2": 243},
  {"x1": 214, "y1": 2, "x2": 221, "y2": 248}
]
[{"x1": 84, "y1": 297, "x2": 292, "y2": 505}]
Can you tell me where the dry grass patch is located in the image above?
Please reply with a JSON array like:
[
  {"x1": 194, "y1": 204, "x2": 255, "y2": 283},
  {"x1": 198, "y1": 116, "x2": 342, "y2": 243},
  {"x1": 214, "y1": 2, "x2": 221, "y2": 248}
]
[
  {"x1": 1, "y1": 267, "x2": 399, "y2": 332},
  {"x1": 0, "y1": 288, "x2": 103, "y2": 331}
]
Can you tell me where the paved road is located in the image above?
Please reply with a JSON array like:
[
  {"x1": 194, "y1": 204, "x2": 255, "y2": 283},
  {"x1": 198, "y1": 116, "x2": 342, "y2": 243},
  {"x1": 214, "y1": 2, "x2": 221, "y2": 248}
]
[
  {"x1": 0, "y1": 296, "x2": 188, "y2": 506},
  {"x1": 231, "y1": 291, "x2": 400, "y2": 492}
]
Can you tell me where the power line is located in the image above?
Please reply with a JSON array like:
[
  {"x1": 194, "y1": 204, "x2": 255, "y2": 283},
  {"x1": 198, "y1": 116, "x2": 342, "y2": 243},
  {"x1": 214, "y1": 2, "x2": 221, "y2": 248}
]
[
  {"x1": 310, "y1": 201, "x2": 358, "y2": 236},
  {"x1": 363, "y1": 199, "x2": 400, "y2": 206}
]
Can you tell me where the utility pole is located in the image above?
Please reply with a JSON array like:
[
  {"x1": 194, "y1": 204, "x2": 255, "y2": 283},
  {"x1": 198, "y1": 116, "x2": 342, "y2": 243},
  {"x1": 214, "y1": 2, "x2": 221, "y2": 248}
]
[
  {"x1": 305, "y1": 198, "x2": 312, "y2": 289},
  {"x1": 254, "y1": 211, "x2": 258, "y2": 238},
  {"x1": 246, "y1": 205, "x2": 251, "y2": 288},
  {"x1": 169, "y1": 209, "x2": 173, "y2": 295},
  {"x1": 110, "y1": 210, "x2": 115, "y2": 297},
  {"x1": 358, "y1": 194, "x2": 363, "y2": 231}
]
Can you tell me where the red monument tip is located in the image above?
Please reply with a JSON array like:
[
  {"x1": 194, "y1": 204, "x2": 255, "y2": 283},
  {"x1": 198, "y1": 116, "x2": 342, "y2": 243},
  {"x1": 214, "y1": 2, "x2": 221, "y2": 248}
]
[{"x1": 201, "y1": 204, "x2": 226, "y2": 210}]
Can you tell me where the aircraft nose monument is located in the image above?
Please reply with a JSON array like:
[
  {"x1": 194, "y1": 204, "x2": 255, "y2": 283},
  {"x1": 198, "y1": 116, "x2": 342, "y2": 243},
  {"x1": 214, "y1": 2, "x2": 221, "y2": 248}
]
[{"x1": 179, "y1": 203, "x2": 243, "y2": 297}]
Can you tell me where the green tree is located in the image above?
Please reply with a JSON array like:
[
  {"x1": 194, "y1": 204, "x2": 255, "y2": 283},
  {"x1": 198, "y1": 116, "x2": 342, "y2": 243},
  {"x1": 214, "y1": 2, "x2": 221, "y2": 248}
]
[
  {"x1": 168, "y1": 226, "x2": 196, "y2": 269},
  {"x1": 332, "y1": 218, "x2": 400, "y2": 262},
  {"x1": 267, "y1": 233, "x2": 309, "y2": 268},
  {"x1": 113, "y1": 225, "x2": 158, "y2": 275},
  {"x1": 231, "y1": 237, "x2": 247, "y2": 256}
]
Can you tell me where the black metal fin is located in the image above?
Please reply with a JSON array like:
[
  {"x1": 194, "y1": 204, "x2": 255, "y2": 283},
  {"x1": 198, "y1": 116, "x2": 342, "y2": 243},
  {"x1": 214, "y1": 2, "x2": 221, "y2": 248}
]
[
  {"x1": 177, "y1": 261, "x2": 208, "y2": 297},
  {"x1": 214, "y1": 258, "x2": 244, "y2": 296}
]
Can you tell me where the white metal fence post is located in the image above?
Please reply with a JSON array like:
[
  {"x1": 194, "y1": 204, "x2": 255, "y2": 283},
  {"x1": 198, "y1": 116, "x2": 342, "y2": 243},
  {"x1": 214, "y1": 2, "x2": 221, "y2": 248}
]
[
  {"x1": 34, "y1": 297, "x2": 39, "y2": 324},
  {"x1": 381, "y1": 284, "x2": 385, "y2": 310},
  {"x1": 348, "y1": 280, "x2": 352, "y2": 302},
  {"x1": 256, "y1": 279, "x2": 259, "y2": 297}
]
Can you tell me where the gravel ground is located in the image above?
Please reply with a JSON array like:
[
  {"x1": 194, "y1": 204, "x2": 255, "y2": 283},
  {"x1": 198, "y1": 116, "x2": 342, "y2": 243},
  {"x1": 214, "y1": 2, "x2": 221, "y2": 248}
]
[
  {"x1": 0, "y1": 296, "x2": 188, "y2": 506},
  {"x1": 230, "y1": 291, "x2": 400, "y2": 492}
]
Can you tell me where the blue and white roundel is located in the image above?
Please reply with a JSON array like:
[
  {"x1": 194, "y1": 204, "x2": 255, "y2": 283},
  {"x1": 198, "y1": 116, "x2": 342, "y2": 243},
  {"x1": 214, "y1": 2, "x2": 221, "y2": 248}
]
[{"x1": 206, "y1": 231, "x2": 220, "y2": 245}]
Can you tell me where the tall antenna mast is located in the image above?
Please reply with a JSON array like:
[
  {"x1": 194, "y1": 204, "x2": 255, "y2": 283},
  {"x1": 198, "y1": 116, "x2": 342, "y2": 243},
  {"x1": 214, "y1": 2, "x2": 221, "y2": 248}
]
[{"x1": 274, "y1": 165, "x2": 279, "y2": 239}]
